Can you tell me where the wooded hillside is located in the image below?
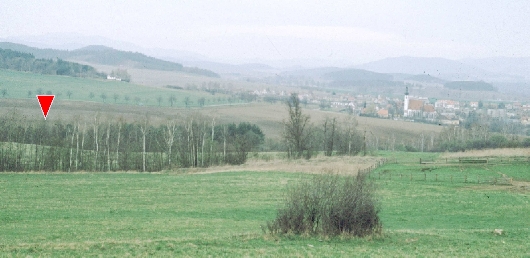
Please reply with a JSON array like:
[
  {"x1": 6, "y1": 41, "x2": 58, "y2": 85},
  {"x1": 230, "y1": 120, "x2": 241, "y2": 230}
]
[{"x1": 0, "y1": 48, "x2": 105, "y2": 78}]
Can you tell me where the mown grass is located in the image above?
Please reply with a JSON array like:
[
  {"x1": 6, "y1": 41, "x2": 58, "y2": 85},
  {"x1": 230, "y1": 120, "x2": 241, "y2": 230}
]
[
  {"x1": 1, "y1": 155, "x2": 529, "y2": 256},
  {"x1": 0, "y1": 69, "x2": 229, "y2": 107}
]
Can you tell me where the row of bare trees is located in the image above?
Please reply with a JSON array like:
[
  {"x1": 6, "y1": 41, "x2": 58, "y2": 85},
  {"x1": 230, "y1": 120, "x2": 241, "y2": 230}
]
[
  {"x1": 0, "y1": 112, "x2": 264, "y2": 172},
  {"x1": 282, "y1": 93, "x2": 364, "y2": 158},
  {"x1": 281, "y1": 93, "x2": 529, "y2": 156},
  {"x1": 434, "y1": 125, "x2": 529, "y2": 151}
]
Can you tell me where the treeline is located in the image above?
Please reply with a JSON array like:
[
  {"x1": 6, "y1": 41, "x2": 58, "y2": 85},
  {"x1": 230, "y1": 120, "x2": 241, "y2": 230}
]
[
  {"x1": 432, "y1": 111, "x2": 530, "y2": 151},
  {"x1": 282, "y1": 93, "x2": 529, "y2": 157},
  {"x1": 444, "y1": 81, "x2": 496, "y2": 91},
  {"x1": 76, "y1": 47, "x2": 219, "y2": 78},
  {"x1": 434, "y1": 125, "x2": 530, "y2": 152},
  {"x1": 0, "y1": 112, "x2": 263, "y2": 172},
  {"x1": 72, "y1": 45, "x2": 185, "y2": 72},
  {"x1": 0, "y1": 48, "x2": 105, "y2": 78},
  {"x1": 323, "y1": 68, "x2": 393, "y2": 82},
  {"x1": 182, "y1": 67, "x2": 220, "y2": 78},
  {"x1": 282, "y1": 93, "x2": 364, "y2": 159}
]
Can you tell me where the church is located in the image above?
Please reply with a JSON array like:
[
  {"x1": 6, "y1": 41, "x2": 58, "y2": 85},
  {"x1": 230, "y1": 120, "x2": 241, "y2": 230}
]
[{"x1": 403, "y1": 87, "x2": 437, "y2": 119}]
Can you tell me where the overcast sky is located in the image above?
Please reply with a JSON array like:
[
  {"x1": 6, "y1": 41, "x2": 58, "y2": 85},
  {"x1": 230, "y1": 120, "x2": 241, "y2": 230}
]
[{"x1": 1, "y1": 0, "x2": 529, "y2": 66}]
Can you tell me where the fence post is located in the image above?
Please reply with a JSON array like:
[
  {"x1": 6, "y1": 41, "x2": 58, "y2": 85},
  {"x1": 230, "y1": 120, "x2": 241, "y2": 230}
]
[
  {"x1": 424, "y1": 173, "x2": 426, "y2": 181},
  {"x1": 464, "y1": 175, "x2": 467, "y2": 183},
  {"x1": 435, "y1": 174, "x2": 438, "y2": 181}
]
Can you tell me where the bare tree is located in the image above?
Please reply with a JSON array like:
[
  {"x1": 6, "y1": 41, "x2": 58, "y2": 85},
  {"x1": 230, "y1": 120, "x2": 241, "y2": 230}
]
[
  {"x1": 105, "y1": 121, "x2": 111, "y2": 171},
  {"x1": 100, "y1": 93, "x2": 107, "y2": 103},
  {"x1": 283, "y1": 93, "x2": 312, "y2": 159},
  {"x1": 68, "y1": 120, "x2": 77, "y2": 172},
  {"x1": 201, "y1": 120, "x2": 207, "y2": 166},
  {"x1": 223, "y1": 124, "x2": 227, "y2": 162},
  {"x1": 164, "y1": 118, "x2": 177, "y2": 167},
  {"x1": 77, "y1": 122, "x2": 87, "y2": 170},
  {"x1": 184, "y1": 96, "x2": 191, "y2": 108},
  {"x1": 93, "y1": 113, "x2": 100, "y2": 171},
  {"x1": 139, "y1": 114, "x2": 149, "y2": 172},
  {"x1": 198, "y1": 97, "x2": 206, "y2": 107},
  {"x1": 168, "y1": 95, "x2": 176, "y2": 107},
  {"x1": 113, "y1": 93, "x2": 119, "y2": 103},
  {"x1": 323, "y1": 117, "x2": 336, "y2": 156},
  {"x1": 115, "y1": 117, "x2": 124, "y2": 170},
  {"x1": 66, "y1": 90, "x2": 73, "y2": 99},
  {"x1": 210, "y1": 118, "x2": 215, "y2": 165},
  {"x1": 157, "y1": 96, "x2": 163, "y2": 106}
]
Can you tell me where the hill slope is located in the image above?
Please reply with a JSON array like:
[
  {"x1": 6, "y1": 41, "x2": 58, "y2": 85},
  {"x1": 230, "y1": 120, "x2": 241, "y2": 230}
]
[
  {"x1": 0, "y1": 48, "x2": 105, "y2": 78},
  {"x1": 356, "y1": 56, "x2": 500, "y2": 81},
  {"x1": 323, "y1": 68, "x2": 393, "y2": 82},
  {"x1": 461, "y1": 57, "x2": 530, "y2": 81},
  {"x1": 0, "y1": 42, "x2": 219, "y2": 77}
]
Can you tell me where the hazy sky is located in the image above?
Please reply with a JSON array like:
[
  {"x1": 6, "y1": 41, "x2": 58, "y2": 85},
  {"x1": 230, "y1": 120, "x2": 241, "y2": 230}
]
[{"x1": 1, "y1": 0, "x2": 529, "y2": 65}]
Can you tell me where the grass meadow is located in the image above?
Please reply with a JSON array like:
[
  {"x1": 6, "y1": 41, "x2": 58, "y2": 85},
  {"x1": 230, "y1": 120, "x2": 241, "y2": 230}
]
[{"x1": 1, "y1": 152, "x2": 529, "y2": 256}]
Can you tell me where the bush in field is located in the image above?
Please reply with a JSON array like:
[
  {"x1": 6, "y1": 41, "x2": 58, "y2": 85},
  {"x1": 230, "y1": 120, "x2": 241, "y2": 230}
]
[{"x1": 265, "y1": 173, "x2": 381, "y2": 237}]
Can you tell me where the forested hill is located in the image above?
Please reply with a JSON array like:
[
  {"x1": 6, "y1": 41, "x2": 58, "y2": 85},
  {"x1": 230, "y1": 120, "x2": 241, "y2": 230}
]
[
  {"x1": 323, "y1": 68, "x2": 393, "y2": 82},
  {"x1": 0, "y1": 42, "x2": 219, "y2": 78},
  {"x1": 444, "y1": 81, "x2": 496, "y2": 91},
  {"x1": 0, "y1": 48, "x2": 106, "y2": 78},
  {"x1": 0, "y1": 42, "x2": 65, "y2": 59},
  {"x1": 70, "y1": 45, "x2": 185, "y2": 71}
]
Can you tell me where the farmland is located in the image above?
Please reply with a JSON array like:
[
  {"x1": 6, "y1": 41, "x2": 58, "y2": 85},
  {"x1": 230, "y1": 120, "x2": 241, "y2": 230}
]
[
  {"x1": 0, "y1": 67, "x2": 442, "y2": 145},
  {"x1": 1, "y1": 151, "x2": 529, "y2": 256},
  {"x1": 0, "y1": 69, "x2": 230, "y2": 108},
  {"x1": 0, "y1": 65, "x2": 527, "y2": 257}
]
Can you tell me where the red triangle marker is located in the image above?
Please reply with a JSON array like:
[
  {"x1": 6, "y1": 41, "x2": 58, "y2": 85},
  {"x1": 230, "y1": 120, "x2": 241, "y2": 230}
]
[{"x1": 37, "y1": 95, "x2": 55, "y2": 120}]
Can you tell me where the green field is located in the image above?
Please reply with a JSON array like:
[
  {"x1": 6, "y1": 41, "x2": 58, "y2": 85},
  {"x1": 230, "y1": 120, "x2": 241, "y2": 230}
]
[
  {"x1": 1, "y1": 154, "x2": 529, "y2": 256},
  {"x1": 0, "y1": 69, "x2": 230, "y2": 107}
]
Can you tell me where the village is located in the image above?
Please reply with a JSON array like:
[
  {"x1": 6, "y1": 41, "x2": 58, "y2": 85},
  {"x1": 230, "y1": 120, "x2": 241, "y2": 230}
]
[{"x1": 249, "y1": 85, "x2": 530, "y2": 129}]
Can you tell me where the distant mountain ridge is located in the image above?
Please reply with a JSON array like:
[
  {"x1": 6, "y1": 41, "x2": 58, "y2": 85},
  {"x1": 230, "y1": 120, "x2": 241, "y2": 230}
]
[
  {"x1": 444, "y1": 81, "x2": 496, "y2": 91},
  {"x1": 69, "y1": 45, "x2": 185, "y2": 71},
  {"x1": 323, "y1": 68, "x2": 392, "y2": 82},
  {"x1": 461, "y1": 57, "x2": 530, "y2": 81},
  {"x1": 355, "y1": 56, "x2": 525, "y2": 82},
  {"x1": 0, "y1": 42, "x2": 219, "y2": 77}
]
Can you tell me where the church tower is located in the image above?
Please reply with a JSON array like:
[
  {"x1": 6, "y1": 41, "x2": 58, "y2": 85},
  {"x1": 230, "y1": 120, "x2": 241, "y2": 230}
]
[{"x1": 404, "y1": 86, "x2": 409, "y2": 117}]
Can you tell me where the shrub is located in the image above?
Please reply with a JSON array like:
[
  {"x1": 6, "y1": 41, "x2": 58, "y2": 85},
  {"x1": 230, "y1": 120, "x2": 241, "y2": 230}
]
[{"x1": 265, "y1": 173, "x2": 381, "y2": 237}]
